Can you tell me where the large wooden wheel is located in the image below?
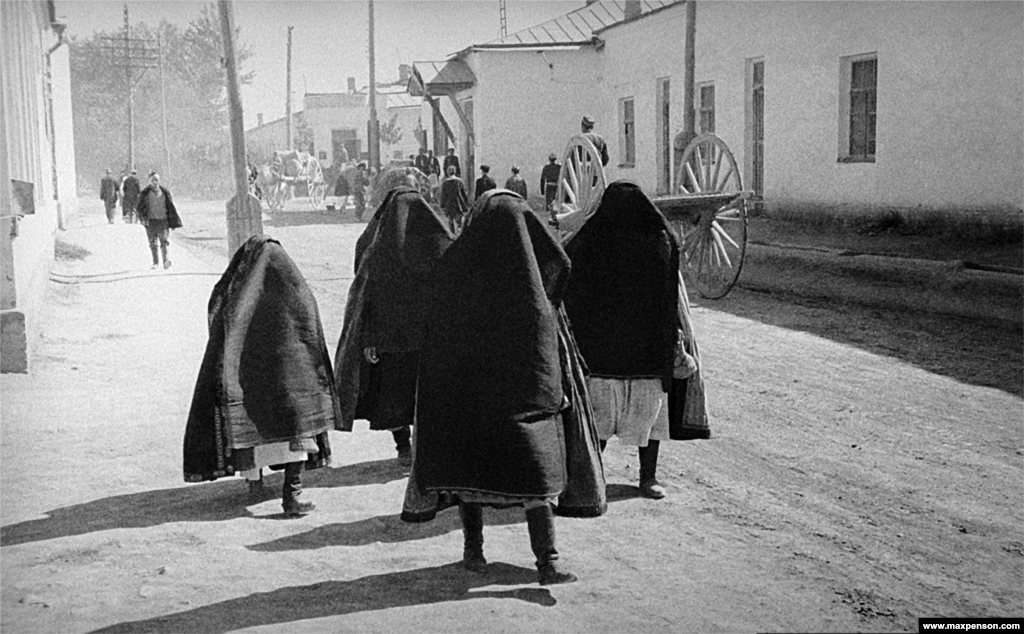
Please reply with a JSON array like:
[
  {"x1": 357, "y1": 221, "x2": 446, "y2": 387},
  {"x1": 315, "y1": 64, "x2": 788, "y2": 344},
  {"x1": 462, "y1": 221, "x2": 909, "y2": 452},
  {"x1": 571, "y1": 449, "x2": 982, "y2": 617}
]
[
  {"x1": 673, "y1": 133, "x2": 748, "y2": 299},
  {"x1": 553, "y1": 135, "x2": 606, "y2": 241},
  {"x1": 306, "y1": 161, "x2": 325, "y2": 210}
]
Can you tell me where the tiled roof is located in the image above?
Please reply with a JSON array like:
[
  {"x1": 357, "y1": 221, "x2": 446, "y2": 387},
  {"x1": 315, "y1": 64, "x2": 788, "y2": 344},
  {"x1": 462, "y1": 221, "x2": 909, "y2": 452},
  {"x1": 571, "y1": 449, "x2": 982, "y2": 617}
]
[{"x1": 479, "y1": 0, "x2": 680, "y2": 47}]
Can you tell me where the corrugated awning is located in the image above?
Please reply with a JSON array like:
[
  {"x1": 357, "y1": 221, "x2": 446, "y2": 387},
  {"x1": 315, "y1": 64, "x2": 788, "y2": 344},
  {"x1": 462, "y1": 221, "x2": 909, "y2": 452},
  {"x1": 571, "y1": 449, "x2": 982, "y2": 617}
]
[{"x1": 409, "y1": 59, "x2": 476, "y2": 97}]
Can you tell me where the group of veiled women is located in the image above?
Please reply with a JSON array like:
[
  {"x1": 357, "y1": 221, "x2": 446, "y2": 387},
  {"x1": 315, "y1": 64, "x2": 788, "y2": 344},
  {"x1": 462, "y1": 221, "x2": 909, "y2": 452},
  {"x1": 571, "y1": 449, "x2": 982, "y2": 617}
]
[{"x1": 183, "y1": 178, "x2": 709, "y2": 586}]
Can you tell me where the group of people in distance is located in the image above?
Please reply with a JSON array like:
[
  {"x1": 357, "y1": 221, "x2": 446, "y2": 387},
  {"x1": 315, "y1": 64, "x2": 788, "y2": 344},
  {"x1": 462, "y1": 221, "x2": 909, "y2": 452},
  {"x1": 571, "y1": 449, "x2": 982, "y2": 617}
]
[
  {"x1": 182, "y1": 115, "x2": 708, "y2": 587},
  {"x1": 99, "y1": 167, "x2": 182, "y2": 270}
]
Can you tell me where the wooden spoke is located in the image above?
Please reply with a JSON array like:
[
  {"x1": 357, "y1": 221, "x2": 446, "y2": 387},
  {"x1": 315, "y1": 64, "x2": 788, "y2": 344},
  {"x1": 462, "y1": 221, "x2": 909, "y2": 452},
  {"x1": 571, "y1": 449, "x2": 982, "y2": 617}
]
[
  {"x1": 673, "y1": 133, "x2": 748, "y2": 299},
  {"x1": 554, "y1": 135, "x2": 606, "y2": 243}
]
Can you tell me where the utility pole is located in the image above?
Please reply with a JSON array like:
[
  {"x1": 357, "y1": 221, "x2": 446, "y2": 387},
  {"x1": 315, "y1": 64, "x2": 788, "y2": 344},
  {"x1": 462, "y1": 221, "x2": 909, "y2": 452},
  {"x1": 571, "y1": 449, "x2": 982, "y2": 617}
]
[
  {"x1": 285, "y1": 26, "x2": 293, "y2": 151},
  {"x1": 681, "y1": 0, "x2": 697, "y2": 147},
  {"x1": 158, "y1": 31, "x2": 170, "y2": 178},
  {"x1": 499, "y1": 0, "x2": 507, "y2": 37},
  {"x1": 101, "y1": 5, "x2": 158, "y2": 170},
  {"x1": 218, "y1": 0, "x2": 262, "y2": 254},
  {"x1": 368, "y1": 0, "x2": 380, "y2": 172}
]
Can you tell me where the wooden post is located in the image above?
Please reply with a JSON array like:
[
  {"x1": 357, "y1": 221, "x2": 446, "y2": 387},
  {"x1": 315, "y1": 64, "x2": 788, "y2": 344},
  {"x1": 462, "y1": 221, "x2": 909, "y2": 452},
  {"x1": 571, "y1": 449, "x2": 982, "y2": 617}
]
[
  {"x1": 124, "y1": 4, "x2": 134, "y2": 169},
  {"x1": 368, "y1": 0, "x2": 380, "y2": 172},
  {"x1": 218, "y1": 0, "x2": 262, "y2": 255},
  {"x1": 286, "y1": 26, "x2": 293, "y2": 150},
  {"x1": 158, "y1": 31, "x2": 170, "y2": 178},
  {"x1": 675, "y1": 0, "x2": 697, "y2": 165}
]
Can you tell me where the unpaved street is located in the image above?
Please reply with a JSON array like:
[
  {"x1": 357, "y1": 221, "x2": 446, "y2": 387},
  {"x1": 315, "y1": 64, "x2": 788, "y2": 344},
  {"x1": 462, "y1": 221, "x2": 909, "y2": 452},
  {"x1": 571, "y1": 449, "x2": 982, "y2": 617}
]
[{"x1": 1, "y1": 199, "x2": 1021, "y2": 633}]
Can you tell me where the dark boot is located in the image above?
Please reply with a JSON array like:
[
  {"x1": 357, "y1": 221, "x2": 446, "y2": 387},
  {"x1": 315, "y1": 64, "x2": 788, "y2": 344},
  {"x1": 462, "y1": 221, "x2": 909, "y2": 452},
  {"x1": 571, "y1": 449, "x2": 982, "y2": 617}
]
[
  {"x1": 459, "y1": 502, "x2": 487, "y2": 573},
  {"x1": 525, "y1": 504, "x2": 577, "y2": 585},
  {"x1": 639, "y1": 440, "x2": 666, "y2": 499},
  {"x1": 393, "y1": 427, "x2": 412, "y2": 467},
  {"x1": 282, "y1": 461, "x2": 315, "y2": 516}
]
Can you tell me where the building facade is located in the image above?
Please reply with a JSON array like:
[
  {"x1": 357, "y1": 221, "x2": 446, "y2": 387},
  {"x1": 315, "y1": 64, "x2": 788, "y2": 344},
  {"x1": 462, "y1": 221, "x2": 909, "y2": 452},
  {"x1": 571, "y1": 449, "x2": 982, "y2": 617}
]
[
  {"x1": 1, "y1": 0, "x2": 79, "y2": 373},
  {"x1": 412, "y1": 0, "x2": 1023, "y2": 224}
]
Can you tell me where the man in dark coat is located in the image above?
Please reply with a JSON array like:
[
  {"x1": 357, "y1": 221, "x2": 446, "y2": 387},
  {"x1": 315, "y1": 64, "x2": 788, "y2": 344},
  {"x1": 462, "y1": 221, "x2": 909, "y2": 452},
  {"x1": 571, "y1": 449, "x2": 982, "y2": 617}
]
[
  {"x1": 562, "y1": 180, "x2": 708, "y2": 500},
  {"x1": 334, "y1": 187, "x2": 455, "y2": 466},
  {"x1": 540, "y1": 153, "x2": 561, "y2": 212},
  {"x1": 135, "y1": 171, "x2": 183, "y2": 269},
  {"x1": 414, "y1": 190, "x2": 605, "y2": 585},
  {"x1": 438, "y1": 165, "x2": 470, "y2": 234},
  {"x1": 184, "y1": 235, "x2": 340, "y2": 516},
  {"x1": 504, "y1": 165, "x2": 528, "y2": 199},
  {"x1": 414, "y1": 147, "x2": 430, "y2": 174},
  {"x1": 427, "y1": 150, "x2": 441, "y2": 177},
  {"x1": 121, "y1": 169, "x2": 140, "y2": 224},
  {"x1": 442, "y1": 148, "x2": 460, "y2": 177},
  {"x1": 474, "y1": 164, "x2": 496, "y2": 200},
  {"x1": 100, "y1": 169, "x2": 119, "y2": 224},
  {"x1": 580, "y1": 114, "x2": 609, "y2": 167}
]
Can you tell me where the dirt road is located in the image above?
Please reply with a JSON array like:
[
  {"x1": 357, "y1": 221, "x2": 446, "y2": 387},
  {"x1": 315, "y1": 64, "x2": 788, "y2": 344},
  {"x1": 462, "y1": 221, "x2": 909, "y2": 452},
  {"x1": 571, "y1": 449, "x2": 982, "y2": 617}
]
[{"x1": 1, "y1": 199, "x2": 1020, "y2": 633}]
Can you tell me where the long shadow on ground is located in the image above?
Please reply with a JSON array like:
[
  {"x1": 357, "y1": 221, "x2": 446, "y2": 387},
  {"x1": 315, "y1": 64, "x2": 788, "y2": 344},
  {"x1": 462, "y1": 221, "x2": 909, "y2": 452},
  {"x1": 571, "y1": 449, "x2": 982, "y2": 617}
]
[
  {"x1": 245, "y1": 484, "x2": 638, "y2": 553},
  {"x1": 700, "y1": 287, "x2": 1023, "y2": 398},
  {"x1": 89, "y1": 562, "x2": 552, "y2": 633},
  {"x1": 0, "y1": 459, "x2": 406, "y2": 547}
]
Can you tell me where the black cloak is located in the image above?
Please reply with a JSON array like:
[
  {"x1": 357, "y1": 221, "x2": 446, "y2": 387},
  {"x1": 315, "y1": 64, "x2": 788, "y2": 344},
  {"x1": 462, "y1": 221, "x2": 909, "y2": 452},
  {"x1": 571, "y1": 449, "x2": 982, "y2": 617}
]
[
  {"x1": 183, "y1": 235, "x2": 338, "y2": 482},
  {"x1": 333, "y1": 187, "x2": 455, "y2": 431},
  {"x1": 415, "y1": 191, "x2": 572, "y2": 498},
  {"x1": 564, "y1": 180, "x2": 709, "y2": 440}
]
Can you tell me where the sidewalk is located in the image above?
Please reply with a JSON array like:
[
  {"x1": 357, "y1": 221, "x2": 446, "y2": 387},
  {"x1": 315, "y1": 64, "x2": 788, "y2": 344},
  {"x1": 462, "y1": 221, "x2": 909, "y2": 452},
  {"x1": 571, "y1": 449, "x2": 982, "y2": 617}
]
[{"x1": 734, "y1": 217, "x2": 1023, "y2": 327}]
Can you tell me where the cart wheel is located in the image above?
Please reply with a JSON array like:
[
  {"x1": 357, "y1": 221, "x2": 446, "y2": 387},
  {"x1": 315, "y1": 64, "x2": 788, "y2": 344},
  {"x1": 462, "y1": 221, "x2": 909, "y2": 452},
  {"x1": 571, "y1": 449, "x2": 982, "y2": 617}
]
[
  {"x1": 674, "y1": 134, "x2": 747, "y2": 299},
  {"x1": 308, "y1": 163, "x2": 325, "y2": 210},
  {"x1": 553, "y1": 135, "x2": 606, "y2": 241}
]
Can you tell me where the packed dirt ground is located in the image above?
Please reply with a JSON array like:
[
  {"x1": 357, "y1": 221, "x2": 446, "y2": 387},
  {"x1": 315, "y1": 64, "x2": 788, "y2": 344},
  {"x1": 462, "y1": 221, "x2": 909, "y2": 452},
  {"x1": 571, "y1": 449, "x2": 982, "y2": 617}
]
[{"x1": 1, "y1": 197, "x2": 1020, "y2": 633}]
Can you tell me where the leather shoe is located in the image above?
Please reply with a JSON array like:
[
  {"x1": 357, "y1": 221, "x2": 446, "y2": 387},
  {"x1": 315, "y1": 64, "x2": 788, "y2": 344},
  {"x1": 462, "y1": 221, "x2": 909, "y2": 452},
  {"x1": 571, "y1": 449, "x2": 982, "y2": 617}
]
[
  {"x1": 283, "y1": 501, "x2": 316, "y2": 517},
  {"x1": 640, "y1": 479, "x2": 666, "y2": 499}
]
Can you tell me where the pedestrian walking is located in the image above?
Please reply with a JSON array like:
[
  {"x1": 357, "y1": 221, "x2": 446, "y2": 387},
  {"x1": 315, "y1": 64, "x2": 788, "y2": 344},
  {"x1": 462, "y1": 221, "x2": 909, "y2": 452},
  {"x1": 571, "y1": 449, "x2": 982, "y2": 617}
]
[
  {"x1": 353, "y1": 163, "x2": 370, "y2": 221},
  {"x1": 121, "y1": 168, "x2": 141, "y2": 224},
  {"x1": 427, "y1": 150, "x2": 441, "y2": 178},
  {"x1": 438, "y1": 165, "x2": 470, "y2": 234},
  {"x1": 562, "y1": 180, "x2": 709, "y2": 500},
  {"x1": 540, "y1": 152, "x2": 561, "y2": 212},
  {"x1": 580, "y1": 114, "x2": 609, "y2": 167},
  {"x1": 442, "y1": 148, "x2": 460, "y2": 178},
  {"x1": 414, "y1": 147, "x2": 430, "y2": 174},
  {"x1": 100, "y1": 169, "x2": 119, "y2": 224},
  {"x1": 474, "y1": 164, "x2": 496, "y2": 200},
  {"x1": 504, "y1": 165, "x2": 528, "y2": 199},
  {"x1": 334, "y1": 187, "x2": 455, "y2": 467},
  {"x1": 183, "y1": 235, "x2": 339, "y2": 517},
  {"x1": 135, "y1": 171, "x2": 182, "y2": 270},
  {"x1": 334, "y1": 162, "x2": 352, "y2": 211},
  {"x1": 412, "y1": 190, "x2": 605, "y2": 585}
]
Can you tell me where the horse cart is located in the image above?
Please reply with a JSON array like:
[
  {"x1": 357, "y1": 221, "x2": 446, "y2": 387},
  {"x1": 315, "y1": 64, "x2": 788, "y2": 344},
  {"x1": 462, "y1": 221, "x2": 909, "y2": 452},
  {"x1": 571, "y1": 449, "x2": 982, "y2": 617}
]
[
  {"x1": 553, "y1": 132, "x2": 750, "y2": 299},
  {"x1": 262, "y1": 150, "x2": 327, "y2": 212}
]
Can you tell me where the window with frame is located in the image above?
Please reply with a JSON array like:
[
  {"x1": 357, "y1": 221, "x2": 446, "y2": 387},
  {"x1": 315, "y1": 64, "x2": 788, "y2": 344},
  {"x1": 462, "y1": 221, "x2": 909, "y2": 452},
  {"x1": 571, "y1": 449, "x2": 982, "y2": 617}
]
[
  {"x1": 620, "y1": 97, "x2": 635, "y2": 166},
  {"x1": 839, "y1": 53, "x2": 877, "y2": 162},
  {"x1": 699, "y1": 83, "x2": 715, "y2": 134}
]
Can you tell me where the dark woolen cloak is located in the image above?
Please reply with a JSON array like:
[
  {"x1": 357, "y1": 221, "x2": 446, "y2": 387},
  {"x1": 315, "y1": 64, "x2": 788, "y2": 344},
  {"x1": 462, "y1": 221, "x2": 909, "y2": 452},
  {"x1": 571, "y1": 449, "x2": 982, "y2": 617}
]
[
  {"x1": 183, "y1": 235, "x2": 338, "y2": 482},
  {"x1": 333, "y1": 187, "x2": 455, "y2": 431},
  {"x1": 415, "y1": 191, "x2": 572, "y2": 499},
  {"x1": 564, "y1": 180, "x2": 679, "y2": 390},
  {"x1": 564, "y1": 180, "x2": 709, "y2": 440}
]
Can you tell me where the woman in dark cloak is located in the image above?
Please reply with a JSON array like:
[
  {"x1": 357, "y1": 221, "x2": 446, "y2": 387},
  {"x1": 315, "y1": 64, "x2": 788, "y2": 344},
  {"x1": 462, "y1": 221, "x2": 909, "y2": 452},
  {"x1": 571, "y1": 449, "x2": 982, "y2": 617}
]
[
  {"x1": 562, "y1": 180, "x2": 709, "y2": 500},
  {"x1": 333, "y1": 187, "x2": 455, "y2": 465},
  {"x1": 183, "y1": 235, "x2": 340, "y2": 516},
  {"x1": 412, "y1": 189, "x2": 605, "y2": 586}
]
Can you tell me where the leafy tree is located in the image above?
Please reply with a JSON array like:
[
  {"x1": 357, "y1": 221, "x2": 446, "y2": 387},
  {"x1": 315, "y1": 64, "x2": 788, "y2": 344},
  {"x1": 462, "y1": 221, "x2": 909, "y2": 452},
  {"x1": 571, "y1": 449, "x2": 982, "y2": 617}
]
[
  {"x1": 379, "y1": 113, "x2": 403, "y2": 158},
  {"x1": 70, "y1": 3, "x2": 254, "y2": 198}
]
